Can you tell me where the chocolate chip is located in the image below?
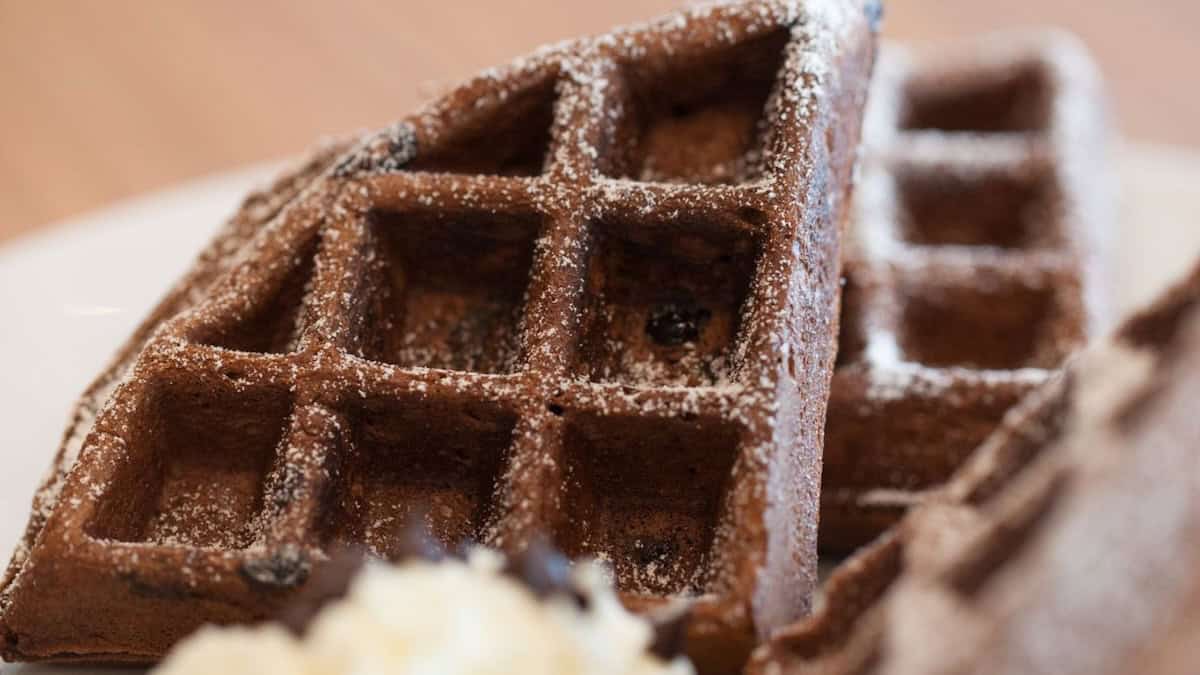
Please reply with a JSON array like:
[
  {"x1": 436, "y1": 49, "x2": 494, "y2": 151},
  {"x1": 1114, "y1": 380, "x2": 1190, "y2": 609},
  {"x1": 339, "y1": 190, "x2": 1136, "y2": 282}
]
[
  {"x1": 646, "y1": 302, "x2": 711, "y2": 346},
  {"x1": 670, "y1": 102, "x2": 694, "y2": 119},
  {"x1": 634, "y1": 539, "x2": 675, "y2": 566},
  {"x1": 277, "y1": 546, "x2": 367, "y2": 635},
  {"x1": 502, "y1": 535, "x2": 587, "y2": 608},
  {"x1": 240, "y1": 544, "x2": 311, "y2": 589},
  {"x1": 649, "y1": 606, "x2": 692, "y2": 661},
  {"x1": 275, "y1": 510, "x2": 454, "y2": 636}
]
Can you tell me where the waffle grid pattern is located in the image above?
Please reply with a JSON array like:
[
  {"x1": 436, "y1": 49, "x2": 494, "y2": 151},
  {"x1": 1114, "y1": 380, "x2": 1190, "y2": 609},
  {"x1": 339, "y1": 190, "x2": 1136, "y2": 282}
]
[
  {"x1": 0, "y1": 2, "x2": 877, "y2": 670},
  {"x1": 819, "y1": 30, "x2": 1109, "y2": 553}
]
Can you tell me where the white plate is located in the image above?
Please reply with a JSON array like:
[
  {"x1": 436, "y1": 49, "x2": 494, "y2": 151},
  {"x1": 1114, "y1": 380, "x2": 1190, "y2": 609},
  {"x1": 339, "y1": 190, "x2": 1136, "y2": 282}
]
[{"x1": 2, "y1": 143, "x2": 1199, "y2": 673}]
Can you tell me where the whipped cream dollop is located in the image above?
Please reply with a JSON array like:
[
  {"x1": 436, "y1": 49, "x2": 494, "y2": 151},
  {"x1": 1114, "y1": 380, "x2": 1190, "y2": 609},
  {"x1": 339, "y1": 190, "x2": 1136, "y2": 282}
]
[{"x1": 155, "y1": 549, "x2": 694, "y2": 675}]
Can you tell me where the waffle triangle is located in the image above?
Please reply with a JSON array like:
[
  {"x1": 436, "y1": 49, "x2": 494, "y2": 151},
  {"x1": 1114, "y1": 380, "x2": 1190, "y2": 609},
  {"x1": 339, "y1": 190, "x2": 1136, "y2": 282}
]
[{"x1": 0, "y1": 3, "x2": 878, "y2": 673}]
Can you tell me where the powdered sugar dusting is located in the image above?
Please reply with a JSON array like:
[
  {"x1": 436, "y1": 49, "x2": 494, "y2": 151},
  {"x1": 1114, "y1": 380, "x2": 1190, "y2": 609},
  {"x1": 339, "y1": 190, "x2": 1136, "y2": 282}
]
[
  {"x1": 2, "y1": 0, "x2": 877, "y2": 660},
  {"x1": 839, "y1": 33, "x2": 1105, "y2": 426}
]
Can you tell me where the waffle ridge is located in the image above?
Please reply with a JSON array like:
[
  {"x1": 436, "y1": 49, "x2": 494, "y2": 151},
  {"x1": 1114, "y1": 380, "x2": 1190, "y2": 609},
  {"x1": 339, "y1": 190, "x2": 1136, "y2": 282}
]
[{"x1": 0, "y1": 2, "x2": 878, "y2": 672}]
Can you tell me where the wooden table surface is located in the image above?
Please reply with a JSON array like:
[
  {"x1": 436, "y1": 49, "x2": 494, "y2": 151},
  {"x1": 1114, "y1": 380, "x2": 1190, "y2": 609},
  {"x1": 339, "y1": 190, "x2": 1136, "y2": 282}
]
[{"x1": 2, "y1": 0, "x2": 1196, "y2": 242}]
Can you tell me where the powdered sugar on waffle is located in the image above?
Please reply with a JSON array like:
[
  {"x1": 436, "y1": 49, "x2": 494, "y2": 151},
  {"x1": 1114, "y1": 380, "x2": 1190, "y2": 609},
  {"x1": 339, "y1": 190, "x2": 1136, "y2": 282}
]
[
  {"x1": 2, "y1": 1, "x2": 876, "y2": 661},
  {"x1": 846, "y1": 34, "x2": 1108, "y2": 401}
]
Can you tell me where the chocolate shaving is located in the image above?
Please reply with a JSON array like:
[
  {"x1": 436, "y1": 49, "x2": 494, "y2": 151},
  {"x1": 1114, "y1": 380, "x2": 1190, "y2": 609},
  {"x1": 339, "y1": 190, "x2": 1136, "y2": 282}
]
[
  {"x1": 276, "y1": 512, "x2": 451, "y2": 634},
  {"x1": 277, "y1": 546, "x2": 367, "y2": 635},
  {"x1": 502, "y1": 535, "x2": 588, "y2": 609},
  {"x1": 649, "y1": 605, "x2": 693, "y2": 661}
]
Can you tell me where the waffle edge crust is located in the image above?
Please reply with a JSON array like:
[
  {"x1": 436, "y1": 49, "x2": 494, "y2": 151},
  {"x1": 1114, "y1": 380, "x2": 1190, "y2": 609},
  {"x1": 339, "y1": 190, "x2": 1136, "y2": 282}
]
[{"x1": 0, "y1": 2, "x2": 878, "y2": 673}]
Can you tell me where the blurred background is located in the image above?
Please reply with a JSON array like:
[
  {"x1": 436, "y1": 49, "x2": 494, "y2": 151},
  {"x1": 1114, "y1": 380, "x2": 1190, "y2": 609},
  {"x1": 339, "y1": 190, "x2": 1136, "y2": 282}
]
[{"x1": 1, "y1": 0, "x2": 1196, "y2": 242}]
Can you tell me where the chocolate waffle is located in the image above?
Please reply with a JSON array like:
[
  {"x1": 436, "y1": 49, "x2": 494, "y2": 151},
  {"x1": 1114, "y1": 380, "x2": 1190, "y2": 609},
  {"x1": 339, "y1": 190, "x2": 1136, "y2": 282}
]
[
  {"x1": 750, "y1": 260, "x2": 1200, "y2": 675},
  {"x1": 0, "y1": 2, "x2": 878, "y2": 672},
  {"x1": 820, "y1": 30, "x2": 1111, "y2": 554}
]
